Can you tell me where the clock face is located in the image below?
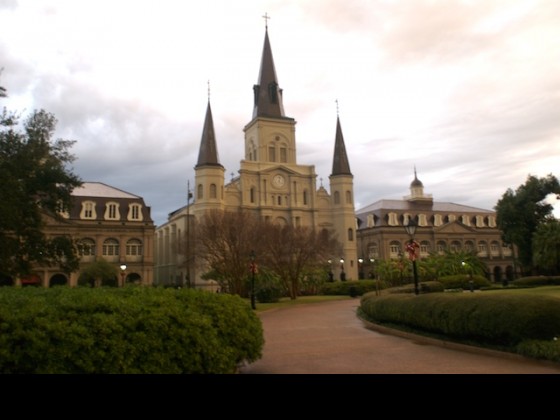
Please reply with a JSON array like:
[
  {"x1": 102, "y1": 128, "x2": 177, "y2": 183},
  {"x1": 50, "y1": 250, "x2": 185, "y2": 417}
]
[{"x1": 273, "y1": 174, "x2": 285, "y2": 188}]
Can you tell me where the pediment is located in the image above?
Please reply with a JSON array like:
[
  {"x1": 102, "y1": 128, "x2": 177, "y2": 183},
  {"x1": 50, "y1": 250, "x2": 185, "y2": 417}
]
[
  {"x1": 434, "y1": 221, "x2": 478, "y2": 234},
  {"x1": 260, "y1": 165, "x2": 300, "y2": 176}
]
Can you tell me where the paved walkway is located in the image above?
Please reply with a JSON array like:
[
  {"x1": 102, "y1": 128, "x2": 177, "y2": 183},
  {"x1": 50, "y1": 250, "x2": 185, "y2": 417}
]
[{"x1": 239, "y1": 298, "x2": 560, "y2": 374}]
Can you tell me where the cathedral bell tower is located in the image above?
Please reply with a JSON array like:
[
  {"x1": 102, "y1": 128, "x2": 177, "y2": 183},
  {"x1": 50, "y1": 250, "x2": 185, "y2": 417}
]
[
  {"x1": 329, "y1": 115, "x2": 358, "y2": 280},
  {"x1": 194, "y1": 100, "x2": 225, "y2": 215}
]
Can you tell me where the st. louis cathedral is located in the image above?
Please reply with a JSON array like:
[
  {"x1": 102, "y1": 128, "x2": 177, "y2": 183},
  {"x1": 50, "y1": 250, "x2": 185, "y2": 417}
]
[{"x1": 155, "y1": 25, "x2": 358, "y2": 288}]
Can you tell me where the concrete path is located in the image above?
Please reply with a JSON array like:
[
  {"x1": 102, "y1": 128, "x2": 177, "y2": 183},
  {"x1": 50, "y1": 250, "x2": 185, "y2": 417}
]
[{"x1": 239, "y1": 298, "x2": 560, "y2": 374}]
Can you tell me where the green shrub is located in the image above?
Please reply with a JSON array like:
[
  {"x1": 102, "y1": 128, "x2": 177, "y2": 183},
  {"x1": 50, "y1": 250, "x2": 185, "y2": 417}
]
[
  {"x1": 320, "y1": 280, "x2": 386, "y2": 296},
  {"x1": 512, "y1": 276, "x2": 560, "y2": 287},
  {"x1": 0, "y1": 287, "x2": 264, "y2": 373},
  {"x1": 438, "y1": 274, "x2": 491, "y2": 290},
  {"x1": 359, "y1": 292, "x2": 560, "y2": 348},
  {"x1": 516, "y1": 339, "x2": 560, "y2": 363},
  {"x1": 383, "y1": 281, "x2": 444, "y2": 295}
]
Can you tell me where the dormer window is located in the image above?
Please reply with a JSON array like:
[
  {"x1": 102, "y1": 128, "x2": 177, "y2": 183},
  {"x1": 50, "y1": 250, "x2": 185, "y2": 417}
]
[
  {"x1": 80, "y1": 201, "x2": 97, "y2": 220},
  {"x1": 104, "y1": 202, "x2": 120, "y2": 220},
  {"x1": 128, "y1": 203, "x2": 143, "y2": 221}
]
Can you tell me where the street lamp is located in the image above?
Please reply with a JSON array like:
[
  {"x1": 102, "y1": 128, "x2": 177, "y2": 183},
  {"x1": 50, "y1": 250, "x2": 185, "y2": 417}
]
[
  {"x1": 462, "y1": 261, "x2": 474, "y2": 292},
  {"x1": 340, "y1": 257, "x2": 346, "y2": 281},
  {"x1": 327, "y1": 259, "x2": 334, "y2": 282},
  {"x1": 249, "y1": 250, "x2": 256, "y2": 310},
  {"x1": 119, "y1": 264, "x2": 127, "y2": 287},
  {"x1": 404, "y1": 219, "x2": 419, "y2": 295},
  {"x1": 358, "y1": 258, "x2": 364, "y2": 280}
]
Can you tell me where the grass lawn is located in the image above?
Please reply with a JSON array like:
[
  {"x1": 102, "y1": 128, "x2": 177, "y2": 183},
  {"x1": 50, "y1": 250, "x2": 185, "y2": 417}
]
[
  {"x1": 252, "y1": 295, "x2": 353, "y2": 312},
  {"x1": 484, "y1": 285, "x2": 560, "y2": 299}
]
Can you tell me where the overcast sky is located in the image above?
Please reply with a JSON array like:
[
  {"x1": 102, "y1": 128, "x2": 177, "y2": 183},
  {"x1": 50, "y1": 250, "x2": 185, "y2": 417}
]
[{"x1": 1, "y1": 0, "x2": 559, "y2": 225}]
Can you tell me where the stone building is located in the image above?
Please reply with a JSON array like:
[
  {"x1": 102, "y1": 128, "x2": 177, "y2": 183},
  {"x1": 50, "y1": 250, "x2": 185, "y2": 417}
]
[
  {"x1": 155, "y1": 26, "x2": 358, "y2": 288},
  {"x1": 9, "y1": 182, "x2": 155, "y2": 287},
  {"x1": 356, "y1": 171, "x2": 516, "y2": 282}
]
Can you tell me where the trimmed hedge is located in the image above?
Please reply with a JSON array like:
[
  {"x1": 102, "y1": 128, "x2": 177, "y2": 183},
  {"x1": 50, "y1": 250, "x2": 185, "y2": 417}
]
[
  {"x1": 359, "y1": 292, "x2": 560, "y2": 347},
  {"x1": 0, "y1": 286, "x2": 264, "y2": 374},
  {"x1": 320, "y1": 280, "x2": 386, "y2": 297},
  {"x1": 437, "y1": 274, "x2": 491, "y2": 290},
  {"x1": 512, "y1": 276, "x2": 560, "y2": 287}
]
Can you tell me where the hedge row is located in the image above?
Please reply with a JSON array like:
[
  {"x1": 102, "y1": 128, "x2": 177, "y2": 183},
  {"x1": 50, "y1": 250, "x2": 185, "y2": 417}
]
[
  {"x1": 512, "y1": 276, "x2": 560, "y2": 287},
  {"x1": 359, "y1": 292, "x2": 560, "y2": 347},
  {"x1": 0, "y1": 287, "x2": 264, "y2": 374},
  {"x1": 320, "y1": 280, "x2": 386, "y2": 297}
]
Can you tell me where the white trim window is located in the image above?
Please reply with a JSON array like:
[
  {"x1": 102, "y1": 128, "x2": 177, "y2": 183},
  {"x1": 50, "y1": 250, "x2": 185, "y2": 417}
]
[{"x1": 104, "y1": 202, "x2": 120, "y2": 220}]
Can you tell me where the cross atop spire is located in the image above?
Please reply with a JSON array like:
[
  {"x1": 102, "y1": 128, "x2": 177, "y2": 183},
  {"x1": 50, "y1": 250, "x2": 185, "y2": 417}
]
[
  {"x1": 207, "y1": 80, "x2": 211, "y2": 101},
  {"x1": 262, "y1": 12, "x2": 270, "y2": 29},
  {"x1": 335, "y1": 99, "x2": 339, "y2": 116}
]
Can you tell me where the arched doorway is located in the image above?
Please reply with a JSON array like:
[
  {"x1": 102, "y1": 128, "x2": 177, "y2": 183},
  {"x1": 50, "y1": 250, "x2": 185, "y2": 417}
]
[
  {"x1": 493, "y1": 266, "x2": 502, "y2": 283},
  {"x1": 0, "y1": 274, "x2": 14, "y2": 287},
  {"x1": 21, "y1": 274, "x2": 41, "y2": 287},
  {"x1": 50, "y1": 274, "x2": 68, "y2": 287},
  {"x1": 505, "y1": 266, "x2": 514, "y2": 281},
  {"x1": 126, "y1": 273, "x2": 142, "y2": 285}
]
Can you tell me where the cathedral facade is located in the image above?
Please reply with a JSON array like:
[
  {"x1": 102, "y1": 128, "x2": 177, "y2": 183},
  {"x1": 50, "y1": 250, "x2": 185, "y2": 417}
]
[{"x1": 154, "y1": 27, "x2": 358, "y2": 288}]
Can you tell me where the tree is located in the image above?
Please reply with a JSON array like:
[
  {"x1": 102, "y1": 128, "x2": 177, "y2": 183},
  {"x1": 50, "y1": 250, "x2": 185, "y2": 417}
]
[
  {"x1": 195, "y1": 209, "x2": 263, "y2": 296},
  {"x1": 0, "y1": 109, "x2": 83, "y2": 280},
  {"x1": 260, "y1": 222, "x2": 340, "y2": 299},
  {"x1": 0, "y1": 68, "x2": 6, "y2": 98},
  {"x1": 495, "y1": 174, "x2": 560, "y2": 275},
  {"x1": 532, "y1": 219, "x2": 560, "y2": 275},
  {"x1": 78, "y1": 258, "x2": 119, "y2": 287}
]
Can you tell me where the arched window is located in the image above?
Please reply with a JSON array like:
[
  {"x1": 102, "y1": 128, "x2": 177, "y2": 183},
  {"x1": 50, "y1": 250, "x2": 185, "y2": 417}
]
[
  {"x1": 303, "y1": 190, "x2": 308, "y2": 205},
  {"x1": 420, "y1": 241, "x2": 430, "y2": 257},
  {"x1": 368, "y1": 243, "x2": 379, "y2": 259},
  {"x1": 250, "y1": 187, "x2": 255, "y2": 203},
  {"x1": 210, "y1": 184, "x2": 217, "y2": 199},
  {"x1": 280, "y1": 147, "x2": 287, "y2": 163},
  {"x1": 464, "y1": 241, "x2": 475, "y2": 252},
  {"x1": 389, "y1": 241, "x2": 401, "y2": 259},
  {"x1": 490, "y1": 241, "x2": 500, "y2": 256},
  {"x1": 347, "y1": 228, "x2": 353, "y2": 241},
  {"x1": 197, "y1": 184, "x2": 203, "y2": 199},
  {"x1": 334, "y1": 191, "x2": 340, "y2": 204},
  {"x1": 269, "y1": 145, "x2": 276, "y2": 162},
  {"x1": 126, "y1": 239, "x2": 143, "y2": 256},
  {"x1": 477, "y1": 241, "x2": 488, "y2": 256},
  {"x1": 102, "y1": 238, "x2": 120, "y2": 257},
  {"x1": 437, "y1": 241, "x2": 447, "y2": 254},
  {"x1": 345, "y1": 190, "x2": 352, "y2": 204},
  {"x1": 78, "y1": 238, "x2": 96, "y2": 256},
  {"x1": 450, "y1": 241, "x2": 461, "y2": 252}
]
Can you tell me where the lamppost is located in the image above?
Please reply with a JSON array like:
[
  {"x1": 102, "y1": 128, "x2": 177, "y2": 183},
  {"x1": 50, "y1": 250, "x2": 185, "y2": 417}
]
[
  {"x1": 358, "y1": 258, "x2": 364, "y2": 280},
  {"x1": 340, "y1": 257, "x2": 346, "y2": 281},
  {"x1": 249, "y1": 250, "x2": 257, "y2": 310},
  {"x1": 404, "y1": 219, "x2": 419, "y2": 295},
  {"x1": 119, "y1": 264, "x2": 127, "y2": 287},
  {"x1": 327, "y1": 259, "x2": 334, "y2": 282},
  {"x1": 462, "y1": 261, "x2": 474, "y2": 292}
]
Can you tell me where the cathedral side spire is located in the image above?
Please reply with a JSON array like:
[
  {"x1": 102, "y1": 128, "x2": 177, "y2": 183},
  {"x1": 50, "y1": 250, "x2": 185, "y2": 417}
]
[
  {"x1": 195, "y1": 100, "x2": 222, "y2": 168},
  {"x1": 252, "y1": 22, "x2": 286, "y2": 119},
  {"x1": 331, "y1": 115, "x2": 352, "y2": 176}
]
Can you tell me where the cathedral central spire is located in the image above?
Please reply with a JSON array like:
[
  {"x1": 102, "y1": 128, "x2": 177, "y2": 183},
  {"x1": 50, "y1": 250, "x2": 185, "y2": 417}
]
[{"x1": 252, "y1": 24, "x2": 286, "y2": 119}]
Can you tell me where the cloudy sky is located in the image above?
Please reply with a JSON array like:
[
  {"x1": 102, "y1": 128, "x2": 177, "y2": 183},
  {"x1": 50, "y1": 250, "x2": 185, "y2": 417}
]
[{"x1": 1, "y1": 0, "x2": 559, "y2": 225}]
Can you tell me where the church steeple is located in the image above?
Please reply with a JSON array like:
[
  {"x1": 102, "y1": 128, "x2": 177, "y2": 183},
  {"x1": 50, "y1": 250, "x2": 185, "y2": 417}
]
[
  {"x1": 331, "y1": 116, "x2": 352, "y2": 176},
  {"x1": 195, "y1": 100, "x2": 222, "y2": 169},
  {"x1": 252, "y1": 26, "x2": 286, "y2": 119}
]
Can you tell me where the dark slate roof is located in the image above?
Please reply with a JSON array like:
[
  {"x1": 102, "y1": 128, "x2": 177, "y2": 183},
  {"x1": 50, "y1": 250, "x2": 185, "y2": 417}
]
[
  {"x1": 331, "y1": 116, "x2": 352, "y2": 176},
  {"x1": 356, "y1": 199, "x2": 494, "y2": 215},
  {"x1": 195, "y1": 101, "x2": 222, "y2": 168},
  {"x1": 252, "y1": 28, "x2": 287, "y2": 119},
  {"x1": 72, "y1": 182, "x2": 139, "y2": 199}
]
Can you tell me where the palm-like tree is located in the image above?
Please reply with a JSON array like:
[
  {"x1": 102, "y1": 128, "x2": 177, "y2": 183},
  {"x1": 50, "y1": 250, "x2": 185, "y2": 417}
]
[{"x1": 532, "y1": 218, "x2": 560, "y2": 275}]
